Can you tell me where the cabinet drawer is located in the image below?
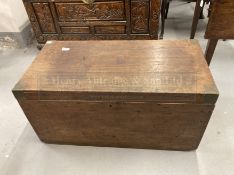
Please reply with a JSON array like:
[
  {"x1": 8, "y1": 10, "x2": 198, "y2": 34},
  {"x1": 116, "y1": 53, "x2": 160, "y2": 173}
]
[
  {"x1": 55, "y1": 1, "x2": 125, "y2": 22},
  {"x1": 61, "y1": 26, "x2": 90, "y2": 34},
  {"x1": 94, "y1": 25, "x2": 125, "y2": 34}
]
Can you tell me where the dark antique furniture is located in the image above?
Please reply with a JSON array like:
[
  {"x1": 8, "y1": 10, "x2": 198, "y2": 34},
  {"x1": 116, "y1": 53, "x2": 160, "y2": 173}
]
[
  {"x1": 13, "y1": 40, "x2": 218, "y2": 150},
  {"x1": 205, "y1": 0, "x2": 234, "y2": 65},
  {"x1": 22, "y1": 0, "x2": 160, "y2": 45},
  {"x1": 160, "y1": 0, "x2": 211, "y2": 39}
]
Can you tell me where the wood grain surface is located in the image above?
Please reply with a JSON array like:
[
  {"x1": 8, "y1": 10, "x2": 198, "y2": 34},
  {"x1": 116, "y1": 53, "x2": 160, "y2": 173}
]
[
  {"x1": 13, "y1": 40, "x2": 219, "y2": 150},
  {"x1": 13, "y1": 40, "x2": 218, "y2": 103},
  {"x1": 19, "y1": 100, "x2": 215, "y2": 150}
]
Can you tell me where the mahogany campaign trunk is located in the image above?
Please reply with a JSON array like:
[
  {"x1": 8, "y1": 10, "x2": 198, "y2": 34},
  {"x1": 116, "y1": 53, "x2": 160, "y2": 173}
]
[{"x1": 13, "y1": 40, "x2": 219, "y2": 150}]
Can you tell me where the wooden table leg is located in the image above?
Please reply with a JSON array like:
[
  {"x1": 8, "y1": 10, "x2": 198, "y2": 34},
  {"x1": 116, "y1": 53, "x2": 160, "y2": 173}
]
[
  {"x1": 205, "y1": 39, "x2": 218, "y2": 65},
  {"x1": 160, "y1": 0, "x2": 167, "y2": 39},
  {"x1": 190, "y1": 0, "x2": 203, "y2": 39}
]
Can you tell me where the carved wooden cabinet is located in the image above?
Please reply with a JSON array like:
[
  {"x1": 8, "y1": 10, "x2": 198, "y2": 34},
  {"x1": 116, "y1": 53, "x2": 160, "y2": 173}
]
[{"x1": 23, "y1": 0, "x2": 160, "y2": 43}]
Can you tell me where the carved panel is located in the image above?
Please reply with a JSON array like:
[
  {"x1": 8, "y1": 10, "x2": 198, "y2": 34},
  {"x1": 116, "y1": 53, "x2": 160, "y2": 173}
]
[
  {"x1": 131, "y1": 0, "x2": 149, "y2": 34},
  {"x1": 149, "y1": 0, "x2": 160, "y2": 38},
  {"x1": 32, "y1": 3, "x2": 56, "y2": 33},
  {"x1": 23, "y1": 2, "x2": 42, "y2": 39},
  {"x1": 55, "y1": 2, "x2": 125, "y2": 22}
]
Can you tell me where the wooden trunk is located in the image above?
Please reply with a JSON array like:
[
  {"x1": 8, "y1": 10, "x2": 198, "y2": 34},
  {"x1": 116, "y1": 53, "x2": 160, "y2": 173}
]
[
  {"x1": 13, "y1": 40, "x2": 219, "y2": 150},
  {"x1": 22, "y1": 0, "x2": 160, "y2": 43}
]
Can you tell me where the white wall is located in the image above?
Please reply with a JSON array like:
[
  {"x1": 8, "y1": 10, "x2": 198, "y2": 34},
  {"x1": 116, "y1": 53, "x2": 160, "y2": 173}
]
[{"x1": 0, "y1": 0, "x2": 28, "y2": 32}]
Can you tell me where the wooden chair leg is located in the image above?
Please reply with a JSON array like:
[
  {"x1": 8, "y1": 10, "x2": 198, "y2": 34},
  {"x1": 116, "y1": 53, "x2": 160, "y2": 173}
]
[
  {"x1": 160, "y1": 0, "x2": 167, "y2": 39},
  {"x1": 205, "y1": 39, "x2": 218, "y2": 65},
  {"x1": 165, "y1": 0, "x2": 170, "y2": 19},
  {"x1": 190, "y1": 0, "x2": 203, "y2": 39},
  {"x1": 199, "y1": 3, "x2": 205, "y2": 19}
]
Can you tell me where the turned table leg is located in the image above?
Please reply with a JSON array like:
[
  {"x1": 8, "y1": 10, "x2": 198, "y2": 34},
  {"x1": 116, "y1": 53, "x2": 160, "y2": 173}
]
[
  {"x1": 190, "y1": 0, "x2": 204, "y2": 39},
  {"x1": 205, "y1": 39, "x2": 218, "y2": 65}
]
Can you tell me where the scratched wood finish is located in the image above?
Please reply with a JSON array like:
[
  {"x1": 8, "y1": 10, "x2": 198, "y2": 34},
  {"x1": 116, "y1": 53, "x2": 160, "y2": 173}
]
[
  {"x1": 22, "y1": 0, "x2": 160, "y2": 44},
  {"x1": 13, "y1": 40, "x2": 219, "y2": 150}
]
